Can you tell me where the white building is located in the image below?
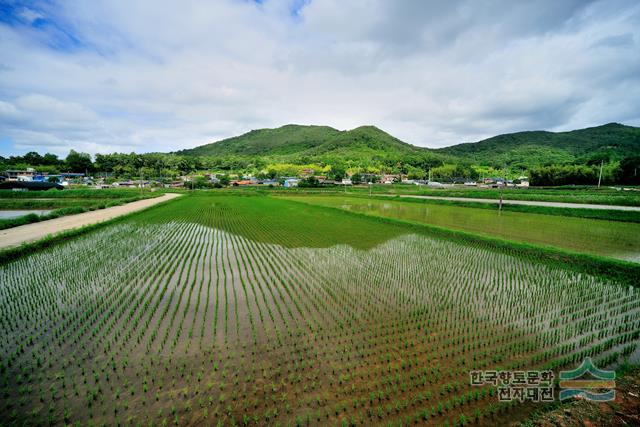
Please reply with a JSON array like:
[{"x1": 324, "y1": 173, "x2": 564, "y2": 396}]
[{"x1": 283, "y1": 178, "x2": 299, "y2": 188}]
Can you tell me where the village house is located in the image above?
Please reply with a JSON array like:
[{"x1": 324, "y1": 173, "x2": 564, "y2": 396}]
[
  {"x1": 380, "y1": 174, "x2": 396, "y2": 184},
  {"x1": 283, "y1": 178, "x2": 299, "y2": 188},
  {"x1": 4, "y1": 168, "x2": 37, "y2": 181}
]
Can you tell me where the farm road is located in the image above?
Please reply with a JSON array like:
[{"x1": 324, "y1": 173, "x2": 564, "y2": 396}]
[
  {"x1": 386, "y1": 194, "x2": 640, "y2": 211},
  {"x1": 0, "y1": 193, "x2": 181, "y2": 249}
]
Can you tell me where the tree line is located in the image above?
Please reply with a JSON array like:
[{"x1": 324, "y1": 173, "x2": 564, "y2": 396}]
[
  {"x1": 528, "y1": 158, "x2": 640, "y2": 186},
  {"x1": 2, "y1": 150, "x2": 639, "y2": 186}
]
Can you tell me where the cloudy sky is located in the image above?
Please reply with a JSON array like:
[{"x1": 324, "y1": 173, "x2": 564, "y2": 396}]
[{"x1": 1, "y1": 0, "x2": 639, "y2": 157}]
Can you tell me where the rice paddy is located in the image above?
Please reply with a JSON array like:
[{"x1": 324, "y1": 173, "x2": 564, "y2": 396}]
[
  {"x1": 0, "y1": 194, "x2": 638, "y2": 426},
  {"x1": 281, "y1": 195, "x2": 640, "y2": 262}
]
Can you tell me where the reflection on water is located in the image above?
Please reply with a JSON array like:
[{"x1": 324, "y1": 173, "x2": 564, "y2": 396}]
[{"x1": 300, "y1": 197, "x2": 640, "y2": 263}]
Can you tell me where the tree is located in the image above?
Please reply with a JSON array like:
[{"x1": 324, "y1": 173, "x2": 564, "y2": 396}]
[
  {"x1": 42, "y1": 153, "x2": 60, "y2": 166},
  {"x1": 23, "y1": 151, "x2": 43, "y2": 165},
  {"x1": 329, "y1": 164, "x2": 346, "y2": 181},
  {"x1": 430, "y1": 164, "x2": 475, "y2": 182},
  {"x1": 529, "y1": 165, "x2": 598, "y2": 186},
  {"x1": 298, "y1": 176, "x2": 320, "y2": 188},
  {"x1": 65, "y1": 150, "x2": 93, "y2": 172},
  {"x1": 406, "y1": 166, "x2": 425, "y2": 180},
  {"x1": 192, "y1": 176, "x2": 212, "y2": 189},
  {"x1": 619, "y1": 156, "x2": 640, "y2": 184}
]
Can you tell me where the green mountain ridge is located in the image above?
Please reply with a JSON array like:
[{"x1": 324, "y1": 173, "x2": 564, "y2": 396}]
[
  {"x1": 176, "y1": 122, "x2": 640, "y2": 168},
  {"x1": 435, "y1": 122, "x2": 640, "y2": 168}
]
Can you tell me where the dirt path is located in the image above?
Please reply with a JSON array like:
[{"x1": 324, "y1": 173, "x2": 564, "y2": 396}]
[
  {"x1": 385, "y1": 194, "x2": 640, "y2": 211},
  {"x1": 0, "y1": 193, "x2": 181, "y2": 249}
]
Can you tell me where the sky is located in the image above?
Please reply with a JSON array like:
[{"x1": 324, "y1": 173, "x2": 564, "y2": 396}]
[{"x1": 0, "y1": 0, "x2": 639, "y2": 157}]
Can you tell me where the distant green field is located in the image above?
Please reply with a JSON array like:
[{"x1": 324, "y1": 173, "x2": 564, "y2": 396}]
[
  {"x1": 219, "y1": 184, "x2": 640, "y2": 206},
  {"x1": 364, "y1": 194, "x2": 640, "y2": 223},
  {"x1": 282, "y1": 195, "x2": 640, "y2": 263},
  {"x1": 347, "y1": 185, "x2": 640, "y2": 206}
]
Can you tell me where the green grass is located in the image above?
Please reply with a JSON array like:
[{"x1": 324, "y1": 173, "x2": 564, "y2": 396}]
[
  {"x1": 0, "y1": 188, "x2": 159, "y2": 199},
  {"x1": 139, "y1": 193, "x2": 406, "y2": 250},
  {"x1": 0, "y1": 199, "x2": 98, "y2": 209}
]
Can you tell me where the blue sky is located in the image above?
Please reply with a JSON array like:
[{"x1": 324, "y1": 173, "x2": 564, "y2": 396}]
[
  {"x1": 0, "y1": 1, "x2": 83, "y2": 52},
  {"x1": 1, "y1": 0, "x2": 639, "y2": 157}
]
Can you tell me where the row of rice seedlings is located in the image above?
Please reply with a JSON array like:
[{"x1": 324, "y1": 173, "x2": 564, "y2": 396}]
[{"x1": 1, "y1": 195, "x2": 638, "y2": 426}]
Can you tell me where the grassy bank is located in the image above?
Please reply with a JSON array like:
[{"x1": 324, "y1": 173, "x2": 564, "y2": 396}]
[{"x1": 0, "y1": 188, "x2": 160, "y2": 199}]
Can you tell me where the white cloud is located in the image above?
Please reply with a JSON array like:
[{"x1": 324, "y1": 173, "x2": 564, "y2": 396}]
[
  {"x1": 0, "y1": 0, "x2": 639, "y2": 157},
  {"x1": 17, "y1": 8, "x2": 44, "y2": 24}
]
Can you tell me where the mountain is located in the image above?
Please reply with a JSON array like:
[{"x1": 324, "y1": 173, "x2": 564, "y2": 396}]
[
  {"x1": 178, "y1": 125, "x2": 341, "y2": 157},
  {"x1": 435, "y1": 123, "x2": 640, "y2": 167},
  {"x1": 177, "y1": 124, "x2": 431, "y2": 164},
  {"x1": 177, "y1": 122, "x2": 640, "y2": 168}
]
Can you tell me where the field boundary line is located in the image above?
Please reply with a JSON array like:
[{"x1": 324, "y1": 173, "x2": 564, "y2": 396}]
[{"x1": 389, "y1": 194, "x2": 640, "y2": 211}]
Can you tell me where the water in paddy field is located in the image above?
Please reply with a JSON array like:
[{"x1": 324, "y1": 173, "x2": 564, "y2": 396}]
[
  {"x1": 290, "y1": 196, "x2": 640, "y2": 263},
  {"x1": 1, "y1": 220, "x2": 638, "y2": 426},
  {"x1": 0, "y1": 209, "x2": 52, "y2": 219}
]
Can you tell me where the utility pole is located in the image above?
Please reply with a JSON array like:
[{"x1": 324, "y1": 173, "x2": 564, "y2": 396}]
[{"x1": 597, "y1": 160, "x2": 604, "y2": 188}]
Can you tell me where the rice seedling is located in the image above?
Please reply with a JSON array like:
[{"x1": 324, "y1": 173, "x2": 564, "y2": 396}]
[{"x1": 0, "y1": 194, "x2": 638, "y2": 425}]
